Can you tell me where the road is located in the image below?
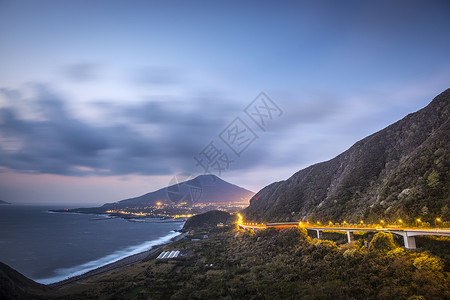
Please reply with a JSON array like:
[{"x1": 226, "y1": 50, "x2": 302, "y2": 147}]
[{"x1": 238, "y1": 222, "x2": 450, "y2": 249}]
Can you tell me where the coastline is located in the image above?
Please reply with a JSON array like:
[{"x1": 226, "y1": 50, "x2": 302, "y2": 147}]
[{"x1": 48, "y1": 232, "x2": 187, "y2": 288}]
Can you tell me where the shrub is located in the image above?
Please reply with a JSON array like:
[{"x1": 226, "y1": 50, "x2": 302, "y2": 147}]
[
  {"x1": 387, "y1": 247, "x2": 406, "y2": 257},
  {"x1": 407, "y1": 295, "x2": 426, "y2": 300},
  {"x1": 343, "y1": 249, "x2": 357, "y2": 259},
  {"x1": 369, "y1": 232, "x2": 397, "y2": 252},
  {"x1": 413, "y1": 254, "x2": 443, "y2": 272}
]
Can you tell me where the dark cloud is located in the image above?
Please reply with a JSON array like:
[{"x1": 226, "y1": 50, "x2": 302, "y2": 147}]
[
  {"x1": 61, "y1": 63, "x2": 101, "y2": 82},
  {"x1": 0, "y1": 84, "x2": 272, "y2": 177},
  {"x1": 1, "y1": 84, "x2": 345, "y2": 179},
  {"x1": 0, "y1": 83, "x2": 415, "y2": 188}
]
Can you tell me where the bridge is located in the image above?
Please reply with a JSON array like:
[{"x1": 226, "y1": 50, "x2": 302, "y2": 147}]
[{"x1": 238, "y1": 222, "x2": 450, "y2": 249}]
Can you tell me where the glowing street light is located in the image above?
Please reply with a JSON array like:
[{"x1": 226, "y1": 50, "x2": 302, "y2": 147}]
[
  {"x1": 435, "y1": 218, "x2": 441, "y2": 227},
  {"x1": 398, "y1": 219, "x2": 403, "y2": 227},
  {"x1": 237, "y1": 213, "x2": 243, "y2": 224},
  {"x1": 416, "y1": 218, "x2": 421, "y2": 227}
]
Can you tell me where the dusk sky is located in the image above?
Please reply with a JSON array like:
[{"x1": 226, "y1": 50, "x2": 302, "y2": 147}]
[{"x1": 0, "y1": 0, "x2": 449, "y2": 205}]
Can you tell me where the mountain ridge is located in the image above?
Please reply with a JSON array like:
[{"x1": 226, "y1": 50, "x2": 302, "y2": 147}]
[
  {"x1": 66, "y1": 175, "x2": 254, "y2": 213},
  {"x1": 243, "y1": 89, "x2": 450, "y2": 224}
]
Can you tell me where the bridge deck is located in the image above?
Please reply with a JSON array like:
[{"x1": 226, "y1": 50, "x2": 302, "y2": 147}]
[{"x1": 238, "y1": 223, "x2": 450, "y2": 249}]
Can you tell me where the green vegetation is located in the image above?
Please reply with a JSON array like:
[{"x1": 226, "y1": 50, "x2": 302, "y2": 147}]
[
  {"x1": 368, "y1": 232, "x2": 396, "y2": 252},
  {"x1": 40, "y1": 226, "x2": 450, "y2": 299},
  {"x1": 182, "y1": 210, "x2": 236, "y2": 231}
]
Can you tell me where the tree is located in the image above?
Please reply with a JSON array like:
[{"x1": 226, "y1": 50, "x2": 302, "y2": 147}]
[
  {"x1": 421, "y1": 205, "x2": 429, "y2": 217},
  {"x1": 441, "y1": 205, "x2": 449, "y2": 219},
  {"x1": 413, "y1": 254, "x2": 443, "y2": 272},
  {"x1": 427, "y1": 170, "x2": 440, "y2": 188},
  {"x1": 369, "y1": 232, "x2": 397, "y2": 252}
]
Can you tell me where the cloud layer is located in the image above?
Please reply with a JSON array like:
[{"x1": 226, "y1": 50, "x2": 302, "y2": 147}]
[{"x1": 0, "y1": 84, "x2": 268, "y2": 177}]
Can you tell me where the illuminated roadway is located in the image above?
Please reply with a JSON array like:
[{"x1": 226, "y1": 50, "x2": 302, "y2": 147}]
[{"x1": 238, "y1": 222, "x2": 450, "y2": 249}]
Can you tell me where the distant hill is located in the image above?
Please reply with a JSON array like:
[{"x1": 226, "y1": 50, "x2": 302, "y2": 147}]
[
  {"x1": 0, "y1": 200, "x2": 11, "y2": 205},
  {"x1": 244, "y1": 89, "x2": 450, "y2": 224},
  {"x1": 0, "y1": 262, "x2": 49, "y2": 299},
  {"x1": 183, "y1": 210, "x2": 236, "y2": 231},
  {"x1": 69, "y1": 175, "x2": 253, "y2": 213}
]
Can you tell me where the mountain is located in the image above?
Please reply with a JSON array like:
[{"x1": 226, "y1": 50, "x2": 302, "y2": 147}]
[
  {"x1": 69, "y1": 175, "x2": 254, "y2": 213},
  {"x1": 0, "y1": 200, "x2": 11, "y2": 205},
  {"x1": 244, "y1": 89, "x2": 450, "y2": 224},
  {"x1": 182, "y1": 210, "x2": 236, "y2": 231},
  {"x1": 0, "y1": 262, "x2": 49, "y2": 299}
]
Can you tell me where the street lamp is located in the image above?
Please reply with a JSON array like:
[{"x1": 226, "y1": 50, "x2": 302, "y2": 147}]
[
  {"x1": 435, "y1": 218, "x2": 441, "y2": 228},
  {"x1": 398, "y1": 219, "x2": 403, "y2": 227},
  {"x1": 416, "y1": 218, "x2": 421, "y2": 227},
  {"x1": 380, "y1": 220, "x2": 384, "y2": 227},
  {"x1": 360, "y1": 220, "x2": 364, "y2": 227}
]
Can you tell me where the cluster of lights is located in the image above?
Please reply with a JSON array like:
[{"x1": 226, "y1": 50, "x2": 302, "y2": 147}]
[
  {"x1": 309, "y1": 217, "x2": 444, "y2": 228},
  {"x1": 173, "y1": 214, "x2": 193, "y2": 218},
  {"x1": 235, "y1": 213, "x2": 446, "y2": 230},
  {"x1": 105, "y1": 210, "x2": 147, "y2": 216}
]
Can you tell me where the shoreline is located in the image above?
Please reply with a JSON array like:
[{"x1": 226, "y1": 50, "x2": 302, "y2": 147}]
[
  {"x1": 49, "y1": 209, "x2": 187, "y2": 224},
  {"x1": 48, "y1": 232, "x2": 187, "y2": 288}
]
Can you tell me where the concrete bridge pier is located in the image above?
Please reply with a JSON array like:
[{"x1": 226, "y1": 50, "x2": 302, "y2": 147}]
[
  {"x1": 346, "y1": 231, "x2": 354, "y2": 243},
  {"x1": 316, "y1": 230, "x2": 323, "y2": 239},
  {"x1": 390, "y1": 231, "x2": 417, "y2": 249},
  {"x1": 403, "y1": 235, "x2": 416, "y2": 249}
]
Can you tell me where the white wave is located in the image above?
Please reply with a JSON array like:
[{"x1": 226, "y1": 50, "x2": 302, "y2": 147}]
[{"x1": 35, "y1": 230, "x2": 181, "y2": 284}]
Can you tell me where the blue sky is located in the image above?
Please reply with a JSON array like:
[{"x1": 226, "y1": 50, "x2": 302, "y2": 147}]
[{"x1": 0, "y1": 0, "x2": 449, "y2": 205}]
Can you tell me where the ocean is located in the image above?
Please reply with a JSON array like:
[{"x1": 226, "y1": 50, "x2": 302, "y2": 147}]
[{"x1": 0, "y1": 205, "x2": 183, "y2": 284}]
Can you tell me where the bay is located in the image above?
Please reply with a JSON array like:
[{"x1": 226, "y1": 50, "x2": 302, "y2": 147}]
[{"x1": 0, "y1": 205, "x2": 183, "y2": 284}]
